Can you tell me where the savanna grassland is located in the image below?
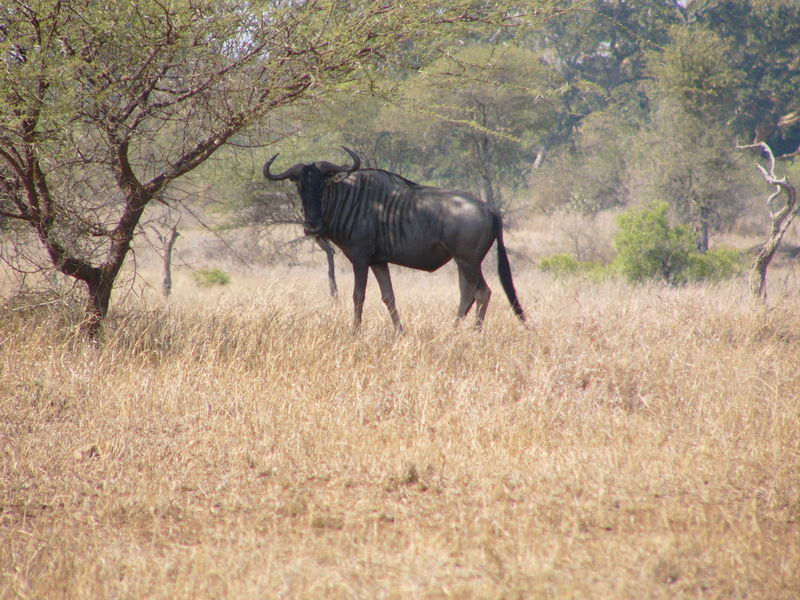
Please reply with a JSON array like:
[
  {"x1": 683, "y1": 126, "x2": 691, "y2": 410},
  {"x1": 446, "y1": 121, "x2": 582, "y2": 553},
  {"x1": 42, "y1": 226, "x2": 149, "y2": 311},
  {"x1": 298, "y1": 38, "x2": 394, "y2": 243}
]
[{"x1": 2, "y1": 223, "x2": 800, "y2": 599}]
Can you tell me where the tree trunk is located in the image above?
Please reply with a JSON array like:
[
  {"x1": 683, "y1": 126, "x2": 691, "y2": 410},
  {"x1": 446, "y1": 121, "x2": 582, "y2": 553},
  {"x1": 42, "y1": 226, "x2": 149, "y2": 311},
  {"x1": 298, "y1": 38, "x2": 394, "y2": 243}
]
[
  {"x1": 84, "y1": 274, "x2": 114, "y2": 338},
  {"x1": 473, "y1": 123, "x2": 499, "y2": 210},
  {"x1": 532, "y1": 146, "x2": 546, "y2": 169},
  {"x1": 750, "y1": 248, "x2": 772, "y2": 301},
  {"x1": 161, "y1": 224, "x2": 180, "y2": 299},
  {"x1": 482, "y1": 173, "x2": 496, "y2": 209},
  {"x1": 695, "y1": 216, "x2": 710, "y2": 252},
  {"x1": 77, "y1": 183, "x2": 153, "y2": 335},
  {"x1": 691, "y1": 197, "x2": 711, "y2": 252},
  {"x1": 737, "y1": 142, "x2": 798, "y2": 303},
  {"x1": 749, "y1": 217, "x2": 794, "y2": 301}
]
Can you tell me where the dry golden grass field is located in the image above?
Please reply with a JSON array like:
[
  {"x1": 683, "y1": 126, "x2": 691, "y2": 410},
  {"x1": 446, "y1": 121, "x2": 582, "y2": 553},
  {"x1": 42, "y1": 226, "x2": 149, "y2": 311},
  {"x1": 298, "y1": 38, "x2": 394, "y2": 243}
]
[{"x1": 2, "y1": 220, "x2": 800, "y2": 599}]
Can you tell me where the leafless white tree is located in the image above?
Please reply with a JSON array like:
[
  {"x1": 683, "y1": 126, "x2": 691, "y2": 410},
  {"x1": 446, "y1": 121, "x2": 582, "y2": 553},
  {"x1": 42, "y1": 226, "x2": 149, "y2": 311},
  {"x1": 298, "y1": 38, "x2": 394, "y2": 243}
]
[{"x1": 737, "y1": 142, "x2": 798, "y2": 301}]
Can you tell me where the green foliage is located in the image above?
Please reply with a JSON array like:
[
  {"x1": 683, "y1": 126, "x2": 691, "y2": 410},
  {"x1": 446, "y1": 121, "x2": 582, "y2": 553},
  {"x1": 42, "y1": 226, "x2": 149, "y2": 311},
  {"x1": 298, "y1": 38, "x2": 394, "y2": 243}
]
[
  {"x1": 540, "y1": 204, "x2": 746, "y2": 285},
  {"x1": 540, "y1": 254, "x2": 583, "y2": 276},
  {"x1": 612, "y1": 202, "x2": 744, "y2": 284},
  {"x1": 686, "y1": 247, "x2": 746, "y2": 282},
  {"x1": 389, "y1": 44, "x2": 563, "y2": 209},
  {"x1": 628, "y1": 100, "x2": 749, "y2": 251},
  {"x1": 531, "y1": 104, "x2": 642, "y2": 214},
  {"x1": 270, "y1": 92, "x2": 423, "y2": 178},
  {"x1": 192, "y1": 269, "x2": 231, "y2": 288},
  {"x1": 529, "y1": 0, "x2": 677, "y2": 140},
  {"x1": 539, "y1": 253, "x2": 609, "y2": 280},
  {"x1": 527, "y1": 0, "x2": 800, "y2": 219},
  {"x1": 260, "y1": 42, "x2": 565, "y2": 212},
  {"x1": 612, "y1": 202, "x2": 696, "y2": 284},
  {"x1": 696, "y1": 0, "x2": 800, "y2": 154},
  {"x1": 626, "y1": 25, "x2": 749, "y2": 250},
  {"x1": 650, "y1": 26, "x2": 742, "y2": 122}
]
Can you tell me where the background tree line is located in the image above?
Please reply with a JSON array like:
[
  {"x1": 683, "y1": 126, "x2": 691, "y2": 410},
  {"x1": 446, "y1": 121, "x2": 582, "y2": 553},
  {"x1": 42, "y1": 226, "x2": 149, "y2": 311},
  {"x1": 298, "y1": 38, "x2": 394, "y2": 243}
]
[
  {"x1": 227, "y1": 0, "x2": 799, "y2": 251},
  {"x1": 2, "y1": 0, "x2": 799, "y2": 331}
]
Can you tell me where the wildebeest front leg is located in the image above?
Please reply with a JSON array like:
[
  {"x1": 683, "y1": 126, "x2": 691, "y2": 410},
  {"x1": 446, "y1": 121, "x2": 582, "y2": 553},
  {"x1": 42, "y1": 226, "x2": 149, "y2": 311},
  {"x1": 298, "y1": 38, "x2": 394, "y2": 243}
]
[
  {"x1": 371, "y1": 262, "x2": 403, "y2": 333},
  {"x1": 351, "y1": 263, "x2": 369, "y2": 331},
  {"x1": 315, "y1": 238, "x2": 337, "y2": 299}
]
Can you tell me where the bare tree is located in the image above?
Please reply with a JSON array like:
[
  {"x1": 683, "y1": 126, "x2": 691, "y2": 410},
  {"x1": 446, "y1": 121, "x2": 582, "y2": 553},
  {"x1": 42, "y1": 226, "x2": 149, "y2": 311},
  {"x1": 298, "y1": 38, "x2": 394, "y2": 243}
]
[
  {"x1": 152, "y1": 218, "x2": 180, "y2": 300},
  {"x1": 737, "y1": 142, "x2": 798, "y2": 301}
]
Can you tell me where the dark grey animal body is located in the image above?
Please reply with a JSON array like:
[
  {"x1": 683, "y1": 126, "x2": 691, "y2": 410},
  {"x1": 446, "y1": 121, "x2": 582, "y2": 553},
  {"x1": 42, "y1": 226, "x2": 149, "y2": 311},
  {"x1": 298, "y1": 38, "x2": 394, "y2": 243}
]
[{"x1": 264, "y1": 147, "x2": 525, "y2": 331}]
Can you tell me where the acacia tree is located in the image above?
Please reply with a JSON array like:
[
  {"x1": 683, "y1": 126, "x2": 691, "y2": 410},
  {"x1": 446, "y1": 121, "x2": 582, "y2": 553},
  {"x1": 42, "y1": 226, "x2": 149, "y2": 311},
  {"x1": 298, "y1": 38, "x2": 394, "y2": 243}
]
[
  {"x1": 696, "y1": 0, "x2": 800, "y2": 154},
  {"x1": 0, "y1": 1, "x2": 559, "y2": 334},
  {"x1": 395, "y1": 43, "x2": 561, "y2": 211},
  {"x1": 633, "y1": 25, "x2": 745, "y2": 252}
]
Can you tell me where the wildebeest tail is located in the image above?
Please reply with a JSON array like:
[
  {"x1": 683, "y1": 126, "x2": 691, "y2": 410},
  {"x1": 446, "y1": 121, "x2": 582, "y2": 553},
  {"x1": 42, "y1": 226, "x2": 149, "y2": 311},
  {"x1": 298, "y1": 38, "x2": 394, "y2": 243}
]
[{"x1": 492, "y1": 212, "x2": 526, "y2": 321}]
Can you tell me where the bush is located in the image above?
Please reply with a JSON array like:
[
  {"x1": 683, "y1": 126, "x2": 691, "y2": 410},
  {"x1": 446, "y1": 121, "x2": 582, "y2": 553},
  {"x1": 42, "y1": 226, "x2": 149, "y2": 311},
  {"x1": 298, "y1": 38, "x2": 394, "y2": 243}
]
[
  {"x1": 686, "y1": 247, "x2": 746, "y2": 282},
  {"x1": 540, "y1": 253, "x2": 583, "y2": 276},
  {"x1": 612, "y1": 202, "x2": 746, "y2": 284},
  {"x1": 612, "y1": 201, "x2": 696, "y2": 284},
  {"x1": 539, "y1": 253, "x2": 610, "y2": 280},
  {"x1": 192, "y1": 268, "x2": 231, "y2": 288}
]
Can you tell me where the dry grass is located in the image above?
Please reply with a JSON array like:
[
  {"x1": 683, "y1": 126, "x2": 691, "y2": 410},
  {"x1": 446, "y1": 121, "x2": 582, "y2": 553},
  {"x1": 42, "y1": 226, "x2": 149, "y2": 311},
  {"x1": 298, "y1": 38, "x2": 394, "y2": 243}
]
[{"x1": 2, "y1": 260, "x2": 800, "y2": 599}]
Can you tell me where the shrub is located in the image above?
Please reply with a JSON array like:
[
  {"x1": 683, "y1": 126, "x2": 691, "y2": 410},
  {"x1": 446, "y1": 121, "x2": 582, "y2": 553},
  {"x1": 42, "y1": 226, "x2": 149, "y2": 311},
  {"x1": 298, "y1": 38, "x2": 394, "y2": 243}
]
[
  {"x1": 686, "y1": 247, "x2": 745, "y2": 282},
  {"x1": 612, "y1": 202, "x2": 746, "y2": 284},
  {"x1": 612, "y1": 201, "x2": 696, "y2": 284},
  {"x1": 540, "y1": 253, "x2": 583, "y2": 276},
  {"x1": 192, "y1": 268, "x2": 231, "y2": 288},
  {"x1": 539, "y1": 253, "x2": 610, "y2": 280}
]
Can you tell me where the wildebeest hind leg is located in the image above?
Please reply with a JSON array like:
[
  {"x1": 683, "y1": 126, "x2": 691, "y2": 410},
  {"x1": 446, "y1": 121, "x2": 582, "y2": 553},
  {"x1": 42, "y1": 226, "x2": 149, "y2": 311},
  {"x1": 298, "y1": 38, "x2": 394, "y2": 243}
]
[
  {"x1": 371, "y1": 263, "x2": 403, "y2": 333},
  {"x1": 455, "y1": 260, "x2": 478, "y2": 325},
  {"x1": 456, "y1": 260, "x2": 491, "y2": 329},
  {"x1": 474, "y1": 273, "x2": 491, "y2": 329}
]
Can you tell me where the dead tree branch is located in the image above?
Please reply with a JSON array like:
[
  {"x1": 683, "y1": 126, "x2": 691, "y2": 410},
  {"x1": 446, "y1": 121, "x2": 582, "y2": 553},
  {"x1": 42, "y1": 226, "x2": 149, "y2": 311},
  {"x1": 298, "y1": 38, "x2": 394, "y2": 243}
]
[{"x1": 737, "y1": 141, "x2": 798, "y2": 301}]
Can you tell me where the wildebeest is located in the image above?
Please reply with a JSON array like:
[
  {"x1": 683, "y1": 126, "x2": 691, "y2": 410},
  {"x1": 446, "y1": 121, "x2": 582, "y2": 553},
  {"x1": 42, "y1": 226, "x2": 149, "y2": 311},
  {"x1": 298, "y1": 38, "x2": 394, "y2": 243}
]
[{"x1": 263, "y1": 147, "x2": 525, "y2": 332}]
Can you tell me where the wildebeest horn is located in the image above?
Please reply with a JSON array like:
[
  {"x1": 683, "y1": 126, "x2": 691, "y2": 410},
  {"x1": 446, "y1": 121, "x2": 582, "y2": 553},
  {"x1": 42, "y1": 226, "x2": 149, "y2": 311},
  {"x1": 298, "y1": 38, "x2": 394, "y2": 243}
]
[
  {"x1": 263, "y1": 154, "x2": 304, "y2": 180},
  {"x1": 317, "y1": 146, "x2": 361, "y2": 175},
  {"x1": 342, "y1": 146, "x2": 361, "y2": 171}
]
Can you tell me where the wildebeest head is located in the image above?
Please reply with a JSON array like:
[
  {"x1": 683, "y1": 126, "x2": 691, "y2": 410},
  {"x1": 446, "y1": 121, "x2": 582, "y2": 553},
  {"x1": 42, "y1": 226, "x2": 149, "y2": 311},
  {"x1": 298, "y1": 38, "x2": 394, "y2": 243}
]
[{"x1": 263, "y1": 146, "x2": 361, "y2": 235}]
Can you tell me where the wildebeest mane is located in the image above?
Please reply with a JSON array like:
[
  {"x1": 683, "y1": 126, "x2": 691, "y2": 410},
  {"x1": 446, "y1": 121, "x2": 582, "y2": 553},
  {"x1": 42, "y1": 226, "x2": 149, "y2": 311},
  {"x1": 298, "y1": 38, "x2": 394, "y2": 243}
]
[{"x1": 358, "y1": 168, "x2": 425, "y2": 190}]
